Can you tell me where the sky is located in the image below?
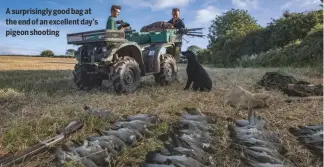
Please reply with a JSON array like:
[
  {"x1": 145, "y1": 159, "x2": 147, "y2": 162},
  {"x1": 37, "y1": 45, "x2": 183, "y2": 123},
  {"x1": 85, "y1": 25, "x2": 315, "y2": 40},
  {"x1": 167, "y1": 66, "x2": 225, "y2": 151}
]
[{"x1": 0, "y1": 0, "x2": 322, "y2": 55}]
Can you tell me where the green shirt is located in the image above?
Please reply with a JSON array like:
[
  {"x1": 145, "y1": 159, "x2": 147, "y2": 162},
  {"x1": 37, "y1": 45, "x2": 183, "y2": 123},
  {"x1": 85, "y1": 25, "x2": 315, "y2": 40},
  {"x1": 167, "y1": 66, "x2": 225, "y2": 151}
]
[{"x1": 106, "y1": 16, "x2": 117, "y2": 30}]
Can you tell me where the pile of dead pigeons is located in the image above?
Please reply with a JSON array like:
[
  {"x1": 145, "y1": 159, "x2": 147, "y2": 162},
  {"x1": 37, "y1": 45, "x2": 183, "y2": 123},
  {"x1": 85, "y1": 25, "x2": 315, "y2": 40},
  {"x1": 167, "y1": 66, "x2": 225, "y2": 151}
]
[
  {"x1": 228, "y1": 109, "x2": 296, "y2": 167},
  {"x1": 139, "y1": 108, "x2": 217, "y2": 167},
  {"x1": 53, "y1": 105, "x2": 161, "y2": 167},
  {"x1": 289, "y1": 124, "x2": 323, "y2": 159},
  {"x1": 51, "y1": 105, "x2": 323, "y2": 167}
]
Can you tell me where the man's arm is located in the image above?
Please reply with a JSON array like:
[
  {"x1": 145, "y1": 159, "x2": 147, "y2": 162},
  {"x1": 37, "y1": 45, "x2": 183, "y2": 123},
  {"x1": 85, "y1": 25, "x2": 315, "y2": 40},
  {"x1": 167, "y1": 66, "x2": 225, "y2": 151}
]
[{"x1": 178, "y1": 19, "x2": 185, "y2": 29}]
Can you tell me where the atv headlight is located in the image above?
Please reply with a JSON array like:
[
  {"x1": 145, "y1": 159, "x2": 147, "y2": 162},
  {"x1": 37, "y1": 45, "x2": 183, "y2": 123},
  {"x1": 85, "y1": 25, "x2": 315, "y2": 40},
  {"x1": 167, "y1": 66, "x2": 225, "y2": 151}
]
[{"x1": 102, "y1": 47, "x2": 107, "y2": 52}]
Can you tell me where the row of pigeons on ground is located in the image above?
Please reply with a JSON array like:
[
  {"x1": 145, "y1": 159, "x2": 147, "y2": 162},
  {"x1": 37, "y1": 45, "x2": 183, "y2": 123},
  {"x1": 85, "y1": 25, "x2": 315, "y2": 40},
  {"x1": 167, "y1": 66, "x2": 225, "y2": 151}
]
[
  {"x1": 52, "y1": 105, "x2": 323, "y2": 167},
  {"x1": 53, "y1": 105, "x2": 162, "y2": 167},
  {"x1": 228, "y1": 109, "x2": 323, "y2": 167},
  {"x1": 228, "y1": 108, "x2": 295, "y2": 167},
  {"x1": 289, "y1": 125, "x2": 323, "y2": 158},
  {"x1": 225, "y1": 85, "x2": 323, "y2": 165},
  {"x1": 139, "y1": 107, "x2": 217, "y2": 167}
]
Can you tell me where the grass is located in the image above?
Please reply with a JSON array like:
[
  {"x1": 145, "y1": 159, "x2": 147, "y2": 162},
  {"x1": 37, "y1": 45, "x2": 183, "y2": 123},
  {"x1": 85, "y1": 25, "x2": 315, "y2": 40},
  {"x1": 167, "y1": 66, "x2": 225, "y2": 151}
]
[{"x1": 0, "y1": 56, "x2": 322, "y2": 167}]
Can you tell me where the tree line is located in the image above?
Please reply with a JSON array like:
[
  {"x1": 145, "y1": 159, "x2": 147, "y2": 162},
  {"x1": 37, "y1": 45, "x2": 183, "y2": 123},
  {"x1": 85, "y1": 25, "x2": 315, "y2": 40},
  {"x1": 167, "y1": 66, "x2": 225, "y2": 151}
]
[
  {"x1": 39, "y1": 49, "x2": 76, "y2": 57},
  {"x1": 189, "y1": 5, "x2": 323, "y2": 73}
]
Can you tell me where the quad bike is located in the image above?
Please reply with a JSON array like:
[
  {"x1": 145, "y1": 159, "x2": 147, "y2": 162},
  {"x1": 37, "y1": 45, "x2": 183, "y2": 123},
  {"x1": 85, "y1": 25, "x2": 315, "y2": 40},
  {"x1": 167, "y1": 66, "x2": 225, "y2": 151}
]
[{"x1": 66, "y1": 22, "x2": 204, "y2": 94}]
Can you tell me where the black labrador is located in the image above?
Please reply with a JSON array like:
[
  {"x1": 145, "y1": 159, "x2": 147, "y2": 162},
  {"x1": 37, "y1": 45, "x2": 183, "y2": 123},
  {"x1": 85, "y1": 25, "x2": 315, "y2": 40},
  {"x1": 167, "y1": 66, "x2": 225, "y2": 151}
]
[{"x1": 181, "y1": 50, "x2": 212, "y2": 92}]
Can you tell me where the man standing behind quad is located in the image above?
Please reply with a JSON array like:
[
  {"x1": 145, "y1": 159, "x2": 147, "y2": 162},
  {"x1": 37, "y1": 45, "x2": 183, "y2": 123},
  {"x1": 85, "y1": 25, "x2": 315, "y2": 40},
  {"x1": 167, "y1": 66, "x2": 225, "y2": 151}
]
[
  {"x1": 167, "y1": 8, "x2": 185, "y2": 62},
  {"x1": 167, "y1": 8, "x2": 185, "y2": 29},
  {"x1": 106, "y1": 5, "x2": 124, "y2": 30}
]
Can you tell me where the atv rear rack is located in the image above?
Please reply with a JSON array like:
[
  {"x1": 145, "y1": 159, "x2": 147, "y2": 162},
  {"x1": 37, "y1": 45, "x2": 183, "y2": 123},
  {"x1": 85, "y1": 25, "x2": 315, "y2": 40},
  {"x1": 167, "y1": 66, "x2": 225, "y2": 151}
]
[{"x1": 67, "y1": 29, "x2": 127, "y2": 45}]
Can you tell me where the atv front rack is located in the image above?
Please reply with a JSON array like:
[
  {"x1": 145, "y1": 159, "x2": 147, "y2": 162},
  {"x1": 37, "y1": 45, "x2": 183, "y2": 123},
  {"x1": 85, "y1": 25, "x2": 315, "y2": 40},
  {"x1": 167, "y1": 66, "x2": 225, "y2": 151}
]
[{"x1": 67, "y1": 29, "x2": 127, "y2": 45}]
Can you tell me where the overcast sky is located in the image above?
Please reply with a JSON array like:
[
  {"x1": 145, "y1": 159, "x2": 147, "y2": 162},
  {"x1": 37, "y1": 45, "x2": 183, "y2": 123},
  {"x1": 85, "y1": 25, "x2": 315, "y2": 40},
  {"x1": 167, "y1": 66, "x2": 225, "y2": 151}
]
[{"x1": 0, "y1": 0, "x2": 321, "y2": 55}]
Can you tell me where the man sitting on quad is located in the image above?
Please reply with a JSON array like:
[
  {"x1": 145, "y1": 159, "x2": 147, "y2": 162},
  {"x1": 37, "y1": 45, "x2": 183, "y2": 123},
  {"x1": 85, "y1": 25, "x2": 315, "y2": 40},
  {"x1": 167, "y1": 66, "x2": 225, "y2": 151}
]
[{"x1": 106, "y1": 5, "x2": 130, "y2": 30}]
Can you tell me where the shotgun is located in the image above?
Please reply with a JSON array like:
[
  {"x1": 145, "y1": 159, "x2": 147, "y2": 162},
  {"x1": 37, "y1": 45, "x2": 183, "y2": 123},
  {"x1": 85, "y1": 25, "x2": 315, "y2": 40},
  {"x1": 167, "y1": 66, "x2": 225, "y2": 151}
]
[
  {"x1": 177, "y1": 27, "x2": 206, "y2": 38},
  {"x1": 0, "y1": 119, "x2": 84, "y2": 167}
]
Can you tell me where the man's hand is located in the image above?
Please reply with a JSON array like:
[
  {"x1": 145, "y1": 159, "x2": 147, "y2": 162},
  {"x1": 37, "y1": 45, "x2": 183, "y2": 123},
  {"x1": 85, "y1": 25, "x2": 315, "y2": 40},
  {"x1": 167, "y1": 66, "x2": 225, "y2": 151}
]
[{"x1": 116, "y1": 20, "x2": 124, "y2": 24}]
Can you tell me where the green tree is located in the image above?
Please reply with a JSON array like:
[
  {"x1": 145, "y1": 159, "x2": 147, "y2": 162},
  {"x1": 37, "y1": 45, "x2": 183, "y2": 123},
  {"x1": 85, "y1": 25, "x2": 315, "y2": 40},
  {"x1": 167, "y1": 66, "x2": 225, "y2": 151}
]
[
  {"x1": 40, "y1": 50, "x2": 54, "y2": 57},
  {"x1": 196, "y1": 49, "x2": 212, "y2": 64},
  {"x1": 208, "y1": 9, "x2": 261, "y2": 46},
  {"x1": 267, "y1": 10, "x2": 322, "y2": 48},
  {"x1": 207, "y1": 9, "x2": 261, "y2": 66},
  {"x1": 187, "y1": 45, "x2": 202, "y2": 53},
  {"x1": 66, "y1": 49, "x2": 77, "y2": 56}
]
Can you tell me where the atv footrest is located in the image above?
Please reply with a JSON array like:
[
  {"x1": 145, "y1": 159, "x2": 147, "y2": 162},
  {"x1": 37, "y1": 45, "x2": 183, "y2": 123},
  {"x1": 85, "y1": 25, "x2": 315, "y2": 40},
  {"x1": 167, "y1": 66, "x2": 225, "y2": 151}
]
[{"x1": 86, "y1": 72, "x2": 99, "y2": 74}]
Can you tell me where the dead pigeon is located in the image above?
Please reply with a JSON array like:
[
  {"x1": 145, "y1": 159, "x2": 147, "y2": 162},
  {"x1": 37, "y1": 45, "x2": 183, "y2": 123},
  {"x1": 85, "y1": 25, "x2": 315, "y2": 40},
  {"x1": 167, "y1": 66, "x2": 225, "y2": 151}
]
[
  {"x1": 53, "y1": 147, "x2": 80, "y2": 164},
  {"x1": 144, "y1": 151, "x2": 204, "y2": 167},
  {"x1": 54, "y1": 146, "x2": 100, "y2": 167},
  {"x1": 139, "y1": 163, "x2": 176, "y2": 167},
  {"x1": 177, "y1": 130, "x2": 213, "y2": 144},
  {"x1": 173, "y1": 119, "x2": 214, "y2": 132},
  {"x1": 87, "y1": 135, "x2": 127, "y2": 153},
  {"x1": 125, "y1": 114, "x2": 161, "y2": 124},
  {"x1": 228, "y1": 108, "x2": 294, "y2": 166},
  {"x1": 246, "y1": 159, "x2": 292, "y2": 167},
  {"x1": 62, "y1": 140, "x2": 110, "y2": 166},
  {"x1": 163, "y1": 143, "x2": 210, "y2": 165},
  {"x1": 111, "y1": 120, "x2": 154, "y2": 136},
  {"x1": 234, "y1": 115, "x2": 266, "y2": 128},
  {"x1": 158, "y1": 131, "x2": 192, "y2": 149},
  {"x1": 243, "y1": 146, "x2": 284, "y2": 164},
  {"x1": 52, "y1": 113, "x2": 163, "y2": 167},
  {"x1": 179, "y1": 114, "x2": 216, "y2": 124},
  {"x1": 179, "y1": 134, "x2": 216, "y2": 154},
  {"x1": 88, "y1": 139, "x2": 118, "y2": 155},
  {"x1": 289, "y1": 124, "x2": 323, "y2": 157},
  {"x1": 101, "y1": 128, "x2": 143, "y2": 146}
]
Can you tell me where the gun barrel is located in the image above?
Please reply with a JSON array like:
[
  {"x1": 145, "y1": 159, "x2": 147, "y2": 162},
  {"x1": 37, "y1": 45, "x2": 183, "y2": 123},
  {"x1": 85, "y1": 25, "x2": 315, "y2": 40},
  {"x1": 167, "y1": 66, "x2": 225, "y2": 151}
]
[
  {"x1": 186, "y1": 34, "x2": 205, "y2": 37},
  {"x1": 186, "y1": 32, "x2": 203, "y2": 34},
  {"x1": 0, "y1": 120, "x2": 84, "y2": 167},
  {"x1": 60, "y1": 120, "x2": 84, "y2": 136},
  {"x1": 187, "y1": 28, "x2": 204, "y2": 31}
]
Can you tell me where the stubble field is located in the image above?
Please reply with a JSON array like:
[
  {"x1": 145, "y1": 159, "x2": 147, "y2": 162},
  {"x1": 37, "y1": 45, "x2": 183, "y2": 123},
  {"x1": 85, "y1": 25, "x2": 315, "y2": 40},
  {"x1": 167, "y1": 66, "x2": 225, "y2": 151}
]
[{"x1": 0, "y1": 56, "x2": 322, "y2": 167}]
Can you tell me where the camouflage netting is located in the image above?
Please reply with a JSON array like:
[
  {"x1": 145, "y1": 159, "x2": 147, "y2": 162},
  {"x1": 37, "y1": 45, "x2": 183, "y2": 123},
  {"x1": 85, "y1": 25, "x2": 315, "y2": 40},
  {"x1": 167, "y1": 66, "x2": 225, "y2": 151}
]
[
  {"x1": 140, "y1": 21, "x2": 175, "y2": 32},
  {"x1": 257, "y1": 71, "x2": 323, "y2": 97},
  {"x1": 284, "y1": 81, "x2": 323, "y2": 97},
  {"x1": 257, "y1": 71, "x2": 298, "y2": 91}
]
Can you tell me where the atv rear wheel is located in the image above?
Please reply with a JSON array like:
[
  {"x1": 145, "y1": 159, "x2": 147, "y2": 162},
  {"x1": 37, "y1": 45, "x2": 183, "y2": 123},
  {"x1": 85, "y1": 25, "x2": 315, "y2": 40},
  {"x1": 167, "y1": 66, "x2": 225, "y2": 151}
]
[
  {"x1": 73, "y1": 64, "x2": 102, "y2": 90},
  {"x1": 154, "y1": 54, "x2": 178, "y2": 86},
  {"x1": 112, "y1": 56, "x2": 141, "y2": 94}
]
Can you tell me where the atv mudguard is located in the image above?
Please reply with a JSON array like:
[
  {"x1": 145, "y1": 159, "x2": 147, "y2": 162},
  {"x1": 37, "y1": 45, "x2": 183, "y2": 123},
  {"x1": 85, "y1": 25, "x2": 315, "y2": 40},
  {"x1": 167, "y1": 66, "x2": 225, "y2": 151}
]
[
  {"x1": 140, "y1": 42, "x2": 178, "y2": 74},
  {"x1": 103, "y1": 42, "x2": 145, "y2": 75}
]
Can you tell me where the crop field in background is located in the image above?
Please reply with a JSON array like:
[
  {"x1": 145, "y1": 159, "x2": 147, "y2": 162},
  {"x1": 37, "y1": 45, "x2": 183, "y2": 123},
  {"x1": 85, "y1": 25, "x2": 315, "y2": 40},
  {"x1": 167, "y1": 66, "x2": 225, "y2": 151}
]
[{"x1": 0, "y1": 56, "x2": 322, "y2": 167}]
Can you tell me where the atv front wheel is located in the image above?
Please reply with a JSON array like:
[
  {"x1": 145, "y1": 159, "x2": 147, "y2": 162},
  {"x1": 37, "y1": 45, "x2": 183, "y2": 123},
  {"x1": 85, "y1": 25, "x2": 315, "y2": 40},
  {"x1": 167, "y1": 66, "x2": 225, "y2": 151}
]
[
  {"x1": 154, "y1": 54, "x2": 178, "y2": 86},
  {"x1": 112, "y1": 56, "x2": 141, "y2": 94},
  {"x1": 72, "y1": 64, "x2": 102, "y2": 90}
]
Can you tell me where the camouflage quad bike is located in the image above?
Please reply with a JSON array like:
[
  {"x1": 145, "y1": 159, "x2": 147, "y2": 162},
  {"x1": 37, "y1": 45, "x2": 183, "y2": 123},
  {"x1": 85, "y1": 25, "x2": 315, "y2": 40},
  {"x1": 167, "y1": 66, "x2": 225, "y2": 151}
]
[{"x1": 66, "y1": 21, "x2": 204, "y2": 94}]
